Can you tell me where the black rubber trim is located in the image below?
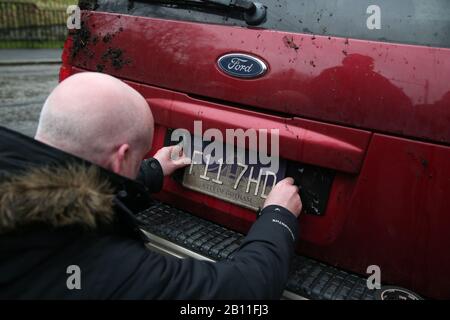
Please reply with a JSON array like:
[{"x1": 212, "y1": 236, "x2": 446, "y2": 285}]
[{"x1": 136, "y1": 201, "x2": 377, "y2": 300}]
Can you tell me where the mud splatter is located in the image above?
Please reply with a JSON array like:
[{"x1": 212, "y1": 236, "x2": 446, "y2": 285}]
[
  {"x1": 70, "y1": 20, "x2": 92, "y2": 59},
  {"x1": 103, "y1": 33, "x2": 113, "y2": 43},
  {"x1": 70, "y1": 19, "x2": 130, "y2": 71},
  {"x1": 96, "y1": 64, "x2": 105, "y2": 72},
  {"x1": 421, "y1": 158, "x2": 429, "y2": 169},
  {"x1": 282, "y1": 36, "x2": 299, "y2": 51},
  {"x1": 101, "y1": 48, "x2": 131, "y2": 70}
]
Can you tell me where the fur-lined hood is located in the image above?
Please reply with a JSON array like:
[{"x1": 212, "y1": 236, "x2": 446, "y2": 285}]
[
  {"x1": 0, "y1": 164, "x2": 115, "y2": 234},
  {"x1": 0, "y1": 126, "x2": 153, "y2": 235}
]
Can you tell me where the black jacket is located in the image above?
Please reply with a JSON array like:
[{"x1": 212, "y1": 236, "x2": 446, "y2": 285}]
[{"x1": 0, "y1": 127, "x2": 299, "y2": 299}]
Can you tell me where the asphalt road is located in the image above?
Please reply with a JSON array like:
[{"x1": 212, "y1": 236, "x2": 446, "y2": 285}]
[
  {"x1": 0, "y1": 49, "x2": 61, "y2": 63},
  {"x1": 0, "y1": 64, "x2": 60, "y2": 137}
]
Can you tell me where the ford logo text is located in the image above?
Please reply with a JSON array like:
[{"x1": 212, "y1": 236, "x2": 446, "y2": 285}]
[{"x1": 217, "y1": 53, "x2": 268, "y2": 79}]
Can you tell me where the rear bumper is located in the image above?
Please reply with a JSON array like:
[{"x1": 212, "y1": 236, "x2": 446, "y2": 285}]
[{"x1": 137, "y1": 202, "x2": 378, "y2": 300}]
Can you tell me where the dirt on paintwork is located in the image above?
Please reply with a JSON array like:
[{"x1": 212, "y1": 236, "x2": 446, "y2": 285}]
[
  {"x1": 101, "y1": 48, "x2": 131, "y2": 70},
  {"x1": 71, "y1": 20, "x2": 92, "y2": 60},
  {"x1": 70, "y1": 16, "x2": 130, "y2": 72},
  {"x1": 420, "y1": 158, "x2": 429, "y2": 169},
  {"x1": 92, "y1": 35, "x2": 99, "y2": 45},
  {"x1": 282, "y1": 35, "x2": 300, "y2": 51},
  {"x1": 96, "y1": 64, "x2": 105, "y2": 72},
  {"x1": 102, "y1": 33, "x2": 113, "y2": 43}
]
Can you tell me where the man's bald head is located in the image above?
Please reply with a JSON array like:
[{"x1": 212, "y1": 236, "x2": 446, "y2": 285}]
[{"x1": 35, "y1": 72, "x2": 154, "y2": 178}]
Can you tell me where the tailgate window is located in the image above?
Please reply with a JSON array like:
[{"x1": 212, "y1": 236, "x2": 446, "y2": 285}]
[{"x1": 86, "y1": 0, "x2": 450, "y2": 48}]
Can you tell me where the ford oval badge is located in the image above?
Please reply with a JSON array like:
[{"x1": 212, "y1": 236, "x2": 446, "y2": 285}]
[{"x1": 217, "y1": 53, "x2": 267, "y2": 79}]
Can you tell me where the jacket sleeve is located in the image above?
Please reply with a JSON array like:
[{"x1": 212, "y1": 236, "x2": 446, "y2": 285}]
[
  {"x1": 108, "y1": 205, "x2": 299, "y2": 299},
  {"x1": 136, "y1": 158, "x2": 164, "y2": 193}
]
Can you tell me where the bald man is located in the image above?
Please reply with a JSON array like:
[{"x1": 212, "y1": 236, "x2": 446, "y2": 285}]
[
  {"x1": 0, "y1": 72, "x2": 301, "y2": 299},
  {"x1": 35, "y1": 72, "x2": 188, "y2": 179}
]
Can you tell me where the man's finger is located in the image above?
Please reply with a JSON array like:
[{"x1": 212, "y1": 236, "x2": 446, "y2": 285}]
[
  {"x1": 281, "y1": 177, "x2": 295, "y2": 185},
  {"x1": 170, "y1": 145, "x2": 183, "y2": 160},
  {"x1": 173, "y1": 156, "x2": 191, "y2": 166}
]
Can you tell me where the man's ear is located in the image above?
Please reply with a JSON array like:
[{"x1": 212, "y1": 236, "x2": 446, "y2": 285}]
[{"x1": 111, "y1": 144, "x2": 130, "y2": 176}]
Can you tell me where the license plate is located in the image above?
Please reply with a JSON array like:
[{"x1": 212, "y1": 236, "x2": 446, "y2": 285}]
[{"x1": 182, "y1": 147, "x2": 286, "y2": 211}]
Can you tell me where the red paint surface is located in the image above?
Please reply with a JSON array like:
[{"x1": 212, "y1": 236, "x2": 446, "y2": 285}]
[
  {"x1": 61, "y1": 11, "x2": 450, "y2": 298},
  {"x1": 69, "y1": 12, "x2": 450, "y2": 144}
]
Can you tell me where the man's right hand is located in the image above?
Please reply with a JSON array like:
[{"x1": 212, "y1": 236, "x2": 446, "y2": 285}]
[
  {"x1": 153, "y1": 145, "x2": 191, "y2": 176},
  {"x1": 263, "y1": 177, "x2": 302, "y2": 218}
]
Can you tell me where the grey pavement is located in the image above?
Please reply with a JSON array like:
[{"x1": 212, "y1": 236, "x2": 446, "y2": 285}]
[
  {"x1": 0, "y1": 49, "x2": 62, "y2": 65},
  {"x1": 0, "y1": 64, "x2": 60, "y2": 137}
]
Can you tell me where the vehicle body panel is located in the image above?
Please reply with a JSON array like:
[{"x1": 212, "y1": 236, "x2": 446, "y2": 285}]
[
  {"x1": 61, "y1": 10, "x2": 450, "y2": 298},
  {"x1": 70, "y1": 12, "x2": 450, "y2": 144}
]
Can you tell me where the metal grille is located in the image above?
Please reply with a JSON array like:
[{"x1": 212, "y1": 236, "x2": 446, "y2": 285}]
[{"x1": 136, "y1": 201, "x2": 377, "y2": 300}]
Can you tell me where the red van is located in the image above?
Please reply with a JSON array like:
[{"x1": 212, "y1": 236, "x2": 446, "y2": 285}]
[{"x1": 61, "y1": 0, "x2": 450, "y2": 299}]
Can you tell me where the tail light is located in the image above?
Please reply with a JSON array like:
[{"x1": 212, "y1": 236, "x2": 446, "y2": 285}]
[{"x1": 59, "y1": 33, "x2": 74, "y2": 82}]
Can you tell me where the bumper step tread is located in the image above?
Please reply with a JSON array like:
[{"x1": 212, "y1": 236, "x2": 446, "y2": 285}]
[{"x1": 136, "y1": 202, "x2": 376, "y2": 300}]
